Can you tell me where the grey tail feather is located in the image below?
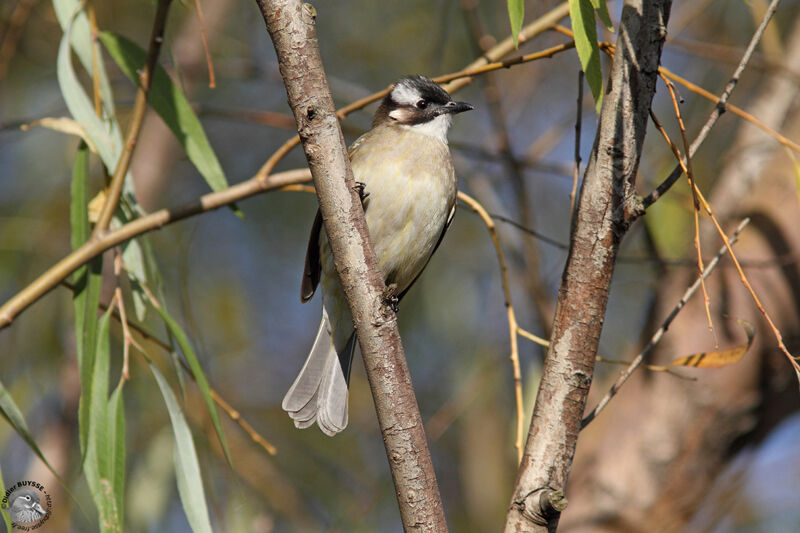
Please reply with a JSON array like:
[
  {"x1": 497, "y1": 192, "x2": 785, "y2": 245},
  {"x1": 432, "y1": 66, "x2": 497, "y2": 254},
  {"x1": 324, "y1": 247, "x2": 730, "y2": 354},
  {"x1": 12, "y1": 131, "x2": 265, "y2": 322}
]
[{"x1": 282, "y1": 310, "x2": 357, "y2": 436}]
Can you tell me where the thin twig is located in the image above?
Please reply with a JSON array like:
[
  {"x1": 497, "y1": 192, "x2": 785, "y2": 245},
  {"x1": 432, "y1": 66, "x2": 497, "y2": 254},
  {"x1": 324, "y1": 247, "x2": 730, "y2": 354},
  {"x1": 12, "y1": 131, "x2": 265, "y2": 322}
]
[
  {"x1": 595, "y1": 357, "x2": 696, "y2": 381},
  {"x1": 93, "y1": 0, "x2": 172, "y2": 235},
  {"x1": 581, "y1": 218, "x2": 750, "y2": 429},
  {"x1": 0, "y1": 168, "x2": 312, "y2": 331},
  {"x1": 255, "y1": 4, "x2": 572, "y2": 180},
  {"x1": 570, "y1": 70, "x2": 583, "y2": 223},
  {"x1": 192, "y1": 0, "x2": 216, "y2": 88},
  {"x1": 641, "y1": 0, "x2": 783, "y2": 209},
  {"x1": 458, "y1": 191, "x2": 526, "y2": 463},
  {"x1": 662, "y1": 77, "x2": 717, "y2": 346},
  {"x1": 61, "y1": 280, "x2": 278, "y2": 455}
]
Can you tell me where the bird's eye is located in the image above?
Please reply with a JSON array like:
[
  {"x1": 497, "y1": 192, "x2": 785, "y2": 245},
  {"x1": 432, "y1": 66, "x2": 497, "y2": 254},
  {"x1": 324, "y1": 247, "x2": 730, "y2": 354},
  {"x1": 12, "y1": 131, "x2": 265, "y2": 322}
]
[
  {"x1": 24, "y1": 496, "x2": 30, "y2": 500},
  {"x1": 416, "y1": 99, "x2": 428, "y2": 109}
]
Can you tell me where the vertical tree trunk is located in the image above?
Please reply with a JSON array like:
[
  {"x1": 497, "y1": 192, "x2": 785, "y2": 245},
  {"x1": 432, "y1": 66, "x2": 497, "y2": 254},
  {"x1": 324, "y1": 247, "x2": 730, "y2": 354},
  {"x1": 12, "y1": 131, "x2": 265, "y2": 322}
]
[{"x1": 504, "y1": 1, "x2": 672, "y2": 531}]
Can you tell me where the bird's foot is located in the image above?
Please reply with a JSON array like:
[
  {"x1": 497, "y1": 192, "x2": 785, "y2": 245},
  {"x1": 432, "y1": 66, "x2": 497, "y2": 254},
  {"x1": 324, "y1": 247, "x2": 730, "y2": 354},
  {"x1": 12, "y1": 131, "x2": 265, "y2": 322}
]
[
  {"x1": 353, "y1": 181, "x2": 369, "y2": 202},
  {"x1": 383, "y1": 283, "x2": 399, "y2": 313}
]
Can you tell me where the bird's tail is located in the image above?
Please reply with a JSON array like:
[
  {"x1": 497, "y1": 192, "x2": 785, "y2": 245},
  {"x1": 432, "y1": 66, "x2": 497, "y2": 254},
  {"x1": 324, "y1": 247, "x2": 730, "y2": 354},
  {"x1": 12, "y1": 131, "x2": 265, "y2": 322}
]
[{"x1": 282, "y1": 308, "x2": 356, "y2": 436}]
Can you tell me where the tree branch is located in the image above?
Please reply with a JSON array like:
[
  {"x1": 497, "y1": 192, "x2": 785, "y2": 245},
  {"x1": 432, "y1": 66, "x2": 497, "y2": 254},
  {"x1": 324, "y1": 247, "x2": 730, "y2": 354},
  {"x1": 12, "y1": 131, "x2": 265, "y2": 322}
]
[
  {"x1": 504, "y1": 1, "x2": 672, "y2": 531},
  {"x1": 93, "y1": 0, "x2": 172, "y2": 235},
  {"x1": 253, "y1": 1, "x2": 447, "y2": 530}
]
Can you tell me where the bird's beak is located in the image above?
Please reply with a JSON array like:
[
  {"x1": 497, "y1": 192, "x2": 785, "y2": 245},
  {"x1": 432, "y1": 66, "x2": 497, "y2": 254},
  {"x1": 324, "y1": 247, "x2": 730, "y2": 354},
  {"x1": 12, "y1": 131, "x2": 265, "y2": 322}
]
[
  {"x1": 33, "y1": 502, "x2": 46, "y2": 515},
  {"x1": 440, "y1": 101, "x2": 474, "y2": 115}
]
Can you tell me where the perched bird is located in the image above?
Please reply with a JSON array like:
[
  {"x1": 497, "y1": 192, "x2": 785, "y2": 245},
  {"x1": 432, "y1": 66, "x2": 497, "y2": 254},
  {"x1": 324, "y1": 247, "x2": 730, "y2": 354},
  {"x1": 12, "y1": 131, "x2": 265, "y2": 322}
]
[
  {"x1": 282, "y1": 75, "x2": 473, "y2": 435},
  {"x1": 9, "y1": 488, "x2": 47, "y2": 524}
]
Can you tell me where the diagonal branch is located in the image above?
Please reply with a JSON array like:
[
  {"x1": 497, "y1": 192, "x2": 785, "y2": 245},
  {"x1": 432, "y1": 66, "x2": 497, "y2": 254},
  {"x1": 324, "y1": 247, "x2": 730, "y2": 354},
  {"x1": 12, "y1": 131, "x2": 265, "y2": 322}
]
[
  {"x1": 253, "y1": 1, "x2": 447, "y2": 530},
  {"x1": 641, "y1": 0, "x2": 782, "y2": 210},
  {"x1": 92, "y1": 0, "x2": 172, "y2": 235}
]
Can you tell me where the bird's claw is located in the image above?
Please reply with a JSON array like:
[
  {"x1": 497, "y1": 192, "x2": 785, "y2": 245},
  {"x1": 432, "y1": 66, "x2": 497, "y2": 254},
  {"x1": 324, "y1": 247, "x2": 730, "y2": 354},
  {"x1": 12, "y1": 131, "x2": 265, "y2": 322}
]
[
  {"x1": 354, "y1": 181, "x2": 369, "y2": 202},
  {"x1": 383, "y1": 283, "x2": 399, "y2": 313}
]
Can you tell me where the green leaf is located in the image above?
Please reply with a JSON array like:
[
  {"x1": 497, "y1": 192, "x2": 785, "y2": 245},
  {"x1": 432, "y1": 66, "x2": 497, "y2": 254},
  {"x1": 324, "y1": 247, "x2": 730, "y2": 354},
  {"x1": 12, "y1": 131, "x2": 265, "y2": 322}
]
[
  {"x1": 70, "y1": 142, "x2": 91, "y2": 251},
  {"x1": 508, "y1": 0, "x2": 525, "y2": 48},
  {"x1": 71, "y1": 143, "x2": 104, "y2": 457},
  {"x1": 589, "y1": 0, "x2": 614, "y2": 31},
  {"x1": 0, "y1": 464, "x2": 13, "y2": 532},
  {"x1": 149, "y1": 363, "x2": 213, "y2": 533},
  {"x1": 107, "y1": 384, "x2": 126, "y2": 523},
  {"x1": 57, "y1": 19, "x2": 121, "y2": 173},
  {"x1": 52, "y1": 0, "x2": 118, "y2": 128},
  {"x1": 84, "y1": 308, "x2": 123, "y2": 533},
  {"x1": 569, "y1": 0, "x2": 604, "y2": 112},
  {"x1": 150, "y1": 303, "x2": 233, "y2": 470},
  {"x1": 98, "y1": 31, "x2": 234, "y2": 200},
  {"x1": 0, "y1": 382, "x2": 60, "y2": 480}
]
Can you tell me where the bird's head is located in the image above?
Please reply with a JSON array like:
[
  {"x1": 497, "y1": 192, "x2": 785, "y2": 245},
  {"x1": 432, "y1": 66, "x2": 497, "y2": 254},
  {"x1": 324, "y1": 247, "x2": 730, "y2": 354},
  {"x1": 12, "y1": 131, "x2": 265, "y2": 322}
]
[
  {"x1": 9, "y1": 488, "x2": 46, "y2": 523},
  {"x1": 373, "y1": 75, "x2": 473, "y2": 142}
]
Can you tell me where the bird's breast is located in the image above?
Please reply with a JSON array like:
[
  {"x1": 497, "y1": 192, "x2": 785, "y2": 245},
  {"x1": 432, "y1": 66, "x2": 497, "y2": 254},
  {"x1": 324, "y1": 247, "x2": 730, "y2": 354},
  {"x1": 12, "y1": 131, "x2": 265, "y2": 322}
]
[{"x1": 348, "y1": 126, "x2": 457, "y2": 292}]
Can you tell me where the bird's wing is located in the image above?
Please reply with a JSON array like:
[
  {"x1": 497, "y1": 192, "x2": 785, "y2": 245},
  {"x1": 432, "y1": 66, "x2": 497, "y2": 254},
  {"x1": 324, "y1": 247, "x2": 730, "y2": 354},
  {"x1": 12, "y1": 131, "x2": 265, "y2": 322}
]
[
  {"x1": 396, "y1": 202, "x2": 456, "y2": 302},
  {"x1": 301, "y1": 209, "x2": 323, "y2": 303},
  {"x1": 300, "y1": 134, "x2": 372, "y2": 303}
]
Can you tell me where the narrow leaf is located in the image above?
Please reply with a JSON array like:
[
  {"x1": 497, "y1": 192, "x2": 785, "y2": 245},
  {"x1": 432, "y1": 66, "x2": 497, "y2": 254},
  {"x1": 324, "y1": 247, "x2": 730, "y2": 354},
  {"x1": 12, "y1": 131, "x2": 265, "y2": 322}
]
[
  {"x1": 569, "y1": 0, "x2": 604, "y2": 112},
  {"x1": 0, "y1": 464, "x2": 13, "y2": 532},
  {"x1": 85, "y1": 308, "x2": 123, "y2": 533},
  {"x1": 107, "y1": 384, "x2": 126, "y2": 522},
  {"x1": 507, "y1": 0, "x2": 524, "y2": 48},
  {"x1": 99, "y1": 31, "x2": 232, "y2": 196},
  {"x1": 0, "y1": 382, "x2": 60, "y2": 479},
  {"x1": 149, "y1": 364, "x2": 213, "y2": 533},
  {"x1": 52, "y1": 0, "x2": 118, "y2": 126},
  {"x1": 21, "y1": 117, "x2": 98, "y2": 153},
  {"x1": 150, "y1": 304, "x2": 233, "y2": 469},
  {"x1": 71, "y1": 143, "x2": 104, "y2": 457},
  {"x1": 589, "y1": 0, "x2": 614, "y2": 31},
  {"x1": 671, "y1": 319, "x2": 755, "y2": 368}
]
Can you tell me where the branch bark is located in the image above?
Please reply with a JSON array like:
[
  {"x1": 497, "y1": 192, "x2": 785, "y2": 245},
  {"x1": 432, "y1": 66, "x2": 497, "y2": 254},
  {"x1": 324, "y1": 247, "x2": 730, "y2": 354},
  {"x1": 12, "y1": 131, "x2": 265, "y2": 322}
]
[
  {"x1": 504, "y1": 1, "x2": 671, "y2": 531},
  {"x1": 253, "y1": 1, "x2": 447, "y2": 530}
]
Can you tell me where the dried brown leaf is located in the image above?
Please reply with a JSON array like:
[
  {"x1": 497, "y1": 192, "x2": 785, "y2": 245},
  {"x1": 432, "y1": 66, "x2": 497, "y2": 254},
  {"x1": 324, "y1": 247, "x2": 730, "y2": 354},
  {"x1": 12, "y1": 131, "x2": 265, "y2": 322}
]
[{"x1": 670, "y1": 318, "x2": 755, "y2": 368}]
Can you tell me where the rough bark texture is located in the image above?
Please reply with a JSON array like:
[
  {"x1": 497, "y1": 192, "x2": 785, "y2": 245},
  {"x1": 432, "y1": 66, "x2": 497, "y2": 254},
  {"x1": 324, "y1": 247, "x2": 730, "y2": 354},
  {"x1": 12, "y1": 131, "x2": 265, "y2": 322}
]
[
  {"x1": 560, "y1": 14, "x2": 800, "y2": 532},
  {"x1": 504, "y1": 1, "x2": 671, "y2": 531},
  {"x1": 254, "y1": 1, "x2": 447, "y2": 530}
]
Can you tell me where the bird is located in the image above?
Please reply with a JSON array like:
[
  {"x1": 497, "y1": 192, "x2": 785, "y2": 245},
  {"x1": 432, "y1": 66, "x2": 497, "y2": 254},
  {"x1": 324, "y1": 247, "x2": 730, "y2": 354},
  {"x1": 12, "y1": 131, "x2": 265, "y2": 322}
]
[
  {"x1": 282, "y1": 75, "x2": 473, "y2": 436},
  {"x1": 9, "y1": 488, "x2": 47, "y2": 524}
]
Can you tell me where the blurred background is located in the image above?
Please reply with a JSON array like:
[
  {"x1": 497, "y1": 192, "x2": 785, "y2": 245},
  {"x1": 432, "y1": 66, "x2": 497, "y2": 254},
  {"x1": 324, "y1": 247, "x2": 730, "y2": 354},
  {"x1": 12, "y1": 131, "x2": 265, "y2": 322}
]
[{"x1": 1, "y1": 0, "x2": 800, "y2": 531}]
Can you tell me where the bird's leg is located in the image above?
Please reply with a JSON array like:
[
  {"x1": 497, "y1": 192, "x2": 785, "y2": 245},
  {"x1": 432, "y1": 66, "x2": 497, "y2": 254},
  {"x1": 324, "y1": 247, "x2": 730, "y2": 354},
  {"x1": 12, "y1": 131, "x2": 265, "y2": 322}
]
[
  {"x1": 383, "y1": 283, "x2": 399, "y2": 313},
  {"x1": 353, "y1": 181, "x2": 369, "y2": 203}
]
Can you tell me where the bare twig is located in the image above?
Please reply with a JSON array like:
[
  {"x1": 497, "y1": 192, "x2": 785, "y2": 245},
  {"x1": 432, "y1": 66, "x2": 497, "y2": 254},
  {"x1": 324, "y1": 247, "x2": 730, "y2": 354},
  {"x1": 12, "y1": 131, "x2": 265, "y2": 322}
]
[
  {"x1": 458, "y1": 192, "x2": 525, "y2": 463},
  {"x1": 662, "y1": 77, "x2": 717, "y2": 346},
  {"x1": 0, "y1": 168, "x2": 312, "y2": 331},
  {"x1": 581, "y1": 218, "x2": 751, "y2": 428},
  {"x1": 641, "y1": 0, "x2": 783, "y2": 209},
  {"x1": 93, "y1": 0, "x2": 173, "y2": 235},
  {"x1": 61, "y1": 278, "x2": 279, "y2": 456},
  {"x1": 570, "y1": 70, "x2": 583, "y2": 223},
  {"x1": 192, "y1": 0, "x2": 216, "y2": 88}
]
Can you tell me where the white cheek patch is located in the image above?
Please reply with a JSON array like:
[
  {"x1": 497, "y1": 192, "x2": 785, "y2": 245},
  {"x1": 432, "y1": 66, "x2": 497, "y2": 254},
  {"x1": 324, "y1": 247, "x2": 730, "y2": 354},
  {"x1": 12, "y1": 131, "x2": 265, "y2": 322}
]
[{"x1": 391, "y1": 82, "x2": 419, "y2": 106}]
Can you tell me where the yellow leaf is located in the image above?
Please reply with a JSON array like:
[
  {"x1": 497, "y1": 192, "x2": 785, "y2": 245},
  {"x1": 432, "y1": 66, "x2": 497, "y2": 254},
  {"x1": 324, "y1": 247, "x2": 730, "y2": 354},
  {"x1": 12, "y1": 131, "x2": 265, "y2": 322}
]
[
  {"x1": 670, "y1": 318, "x2": 755, "y2": 368},
  {"x1": 88, "y1": 190, "x2": 107, "y2": 224},
  {"x1": 21, "y1": 117, "x2": 98, "y2": 153}
]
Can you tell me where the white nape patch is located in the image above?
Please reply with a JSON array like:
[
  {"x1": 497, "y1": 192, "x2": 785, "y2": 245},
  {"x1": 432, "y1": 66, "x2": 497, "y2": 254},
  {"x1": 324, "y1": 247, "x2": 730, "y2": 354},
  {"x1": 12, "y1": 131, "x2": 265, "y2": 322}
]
[
  {"x1": 391, "y1": 81, "x2": 421, "y2": 106},
  {"x1": 403, "y1": 114, "x2": 452, "y2": 143}
]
